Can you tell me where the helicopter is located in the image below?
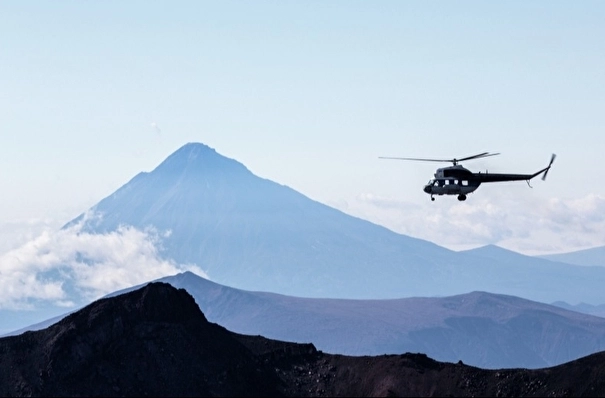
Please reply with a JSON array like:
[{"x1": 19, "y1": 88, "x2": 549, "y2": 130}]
[{"x1": 379, "y1": 152, "x2": 556, "y2": 201}]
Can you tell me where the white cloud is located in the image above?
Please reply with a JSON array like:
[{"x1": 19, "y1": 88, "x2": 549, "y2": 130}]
[
  {"x1": 541, "y1": 195, "x2": 605, "y2": 231},
  {"x1": 0, "y1": 217, "x2": 208, "y2": 310},
  {"x1": 340, "y1": 192, "x2": 605, "y2": 255},
  {"x1": 356, "y1": 193, "x2": 416, "y2": 210},
  {"x1": 3, "y1": 192, "x2": 603, "y2": 312},
  {"x1": 0, "y1": 217, "x2": 63, "y2": 254}
]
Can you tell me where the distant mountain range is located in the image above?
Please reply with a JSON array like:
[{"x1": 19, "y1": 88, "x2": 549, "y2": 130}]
[
  {"x1": 63, "y1": 142, "x2": 605, "y2": 306},
  {"x1": 12, "y1": 271, "x2": 605, "y2": 369},
  {"x1": 132, "y1": 272, "x2": 605, "y2": 370},
  {"x1": 3, "y1": 282, "x2": 605, "y2": 397},
  {"x1": 537, "y1": 245, "x2": 605, "y2": 267}
]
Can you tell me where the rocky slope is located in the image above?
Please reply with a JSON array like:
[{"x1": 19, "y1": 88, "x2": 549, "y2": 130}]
[{"x1": 2, "y1": 282, "x2": 605, "y2": 397}]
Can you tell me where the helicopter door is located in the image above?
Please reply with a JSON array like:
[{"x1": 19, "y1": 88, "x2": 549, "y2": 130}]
[{"x1": 444, "y1": 179, "x2": 460, "y2": 194}]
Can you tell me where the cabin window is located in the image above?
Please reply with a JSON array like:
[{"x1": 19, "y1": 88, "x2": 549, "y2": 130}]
[{"x1": 462, "y1": 180, "x2": 468, "y2": 186}]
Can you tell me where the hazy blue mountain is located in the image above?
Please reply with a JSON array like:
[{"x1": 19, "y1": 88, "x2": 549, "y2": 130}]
[
  {"x1": 537, "y1": 245, "x2": 605, "y2": 267},
  {"x1": 551, "y1": 301, "x2": 605, "y2": 318},
  {"x1": 64, "y1": 142, "x2": 466, "y2": 299},
  {"x1": 18, "y1": 271, "x2": 605, "y2": 370},
  {"x1": 3, "y1": 313, "x2": 70, "y2": 337},
  {"x1": 155, "y1": 272, "x2": 605, "y2": 369},
  {"x1": 0, "y1": 306, "x2": 70, "y2": 337},
  {"x1": 8, "y1": 272, "x2": 605, "y2": 369},
  {"x1": 456, "y1": 244, "x2": 605, "y2": 304},
  {"x1": 63, "y1": 142, "x2": 605, "y2": 304}
]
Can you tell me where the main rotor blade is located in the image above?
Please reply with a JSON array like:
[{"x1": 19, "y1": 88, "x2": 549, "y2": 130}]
[
  {"x1": 378, "y1": 156, "x2": 455, "y2": 162},
  {"x1": 456, "y1": 152, "x2": 500, "y2": 162},
  {"x1": 379, "y1": 152, "x2": 500, "y2": 164}
]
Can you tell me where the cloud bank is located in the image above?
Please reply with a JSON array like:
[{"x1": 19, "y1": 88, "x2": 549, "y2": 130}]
[
  {"x1": 342, "y1": 192, "x2": 605, "y2": 255},
  {"x1": 2, "y1": 192, "x2": 602, "y2": 312},
  {"x1": 0, "y1": 218, "x2": 207, "y2": 311}
]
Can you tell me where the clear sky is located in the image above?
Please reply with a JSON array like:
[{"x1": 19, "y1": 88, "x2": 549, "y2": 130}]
[{"x1": 1, "y1": 1, "x2": 604, "y2": 259}]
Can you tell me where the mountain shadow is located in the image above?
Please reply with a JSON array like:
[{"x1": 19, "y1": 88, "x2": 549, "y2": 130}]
[{"x1": 3, "y1": 282, "x2": 605, "y2": 397}]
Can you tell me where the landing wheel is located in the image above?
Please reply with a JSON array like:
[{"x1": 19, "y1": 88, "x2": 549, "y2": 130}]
[
  {"x1": 457, "y1": 194, "x2": 467, "y2": 201},
  {"x1": 431, "y1": 197, "x2": 435, "y2": 201}
]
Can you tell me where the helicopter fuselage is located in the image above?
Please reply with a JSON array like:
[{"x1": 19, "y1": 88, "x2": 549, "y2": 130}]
[
  {"x1": 423, "y1": 165, "x2": 480, "y2": 201},
  {"x1": 378, "y1": 152, "x2": 555, "y2": 202},
  {"x1": 423, "y1": 159, "x2": 554, "y2": 201}
]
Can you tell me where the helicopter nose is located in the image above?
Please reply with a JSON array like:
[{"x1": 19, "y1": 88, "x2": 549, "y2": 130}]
[{"x1": 423, "y1": 185, "x2": 431, "y2": 194}]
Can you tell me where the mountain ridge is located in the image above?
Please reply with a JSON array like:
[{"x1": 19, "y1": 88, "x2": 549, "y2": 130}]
[
  {"x1": 11, "y1": 271, "x2": 605, "y2": 369},
  {"x1": 537, "y1": 245, "x2": 605, "y2": 267},
  {"x1": 3, "y1": 282, "x2": 605, "y2": 397},
  {"x1": 153, "y1": 271, "x2": 605, "y2": 369}
]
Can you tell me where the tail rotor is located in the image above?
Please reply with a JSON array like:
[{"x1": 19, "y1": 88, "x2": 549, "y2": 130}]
[{"x1": 542, "y1": 153, "x2": 556, "y2": 181}]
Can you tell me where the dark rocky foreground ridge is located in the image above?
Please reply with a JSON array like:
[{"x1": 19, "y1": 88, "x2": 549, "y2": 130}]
[{"x1": 2, "y1": 283, "x2": 605, "y2": 397}]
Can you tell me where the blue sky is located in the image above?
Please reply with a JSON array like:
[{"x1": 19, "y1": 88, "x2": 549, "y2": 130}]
[{"x1": 1, "y1": 1, "x2": 604, "y2": 259}]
